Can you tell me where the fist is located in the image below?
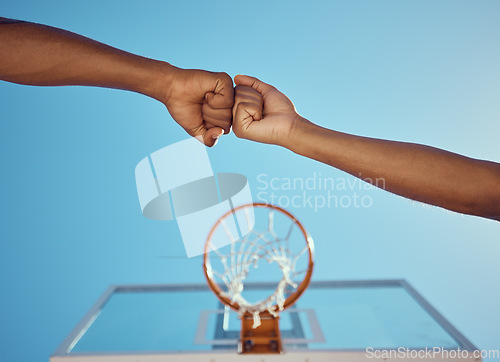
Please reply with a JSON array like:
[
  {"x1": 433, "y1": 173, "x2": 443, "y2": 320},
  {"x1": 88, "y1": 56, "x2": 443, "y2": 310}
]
[
  {"x1": 163, "y1": 67, "x2": 234, "y2": 147},
  {"x1": 232, "y1": 75, "x2": 301, "y2": 147},
  {"x1": 232, "y1": 84, "x2": 263, "y2": 139}
]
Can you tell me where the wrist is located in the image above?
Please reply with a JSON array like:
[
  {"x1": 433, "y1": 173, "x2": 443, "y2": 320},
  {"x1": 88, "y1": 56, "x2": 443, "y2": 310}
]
[
  {"x1": 286, "y1": 117, "x2": 338, "y2": 163},
  {"x1": 147, "y1": 60, "x2": 178, "y2": 104},
  {"x1": 281, "y1": 115, "x2": 314, "y2": 151}
]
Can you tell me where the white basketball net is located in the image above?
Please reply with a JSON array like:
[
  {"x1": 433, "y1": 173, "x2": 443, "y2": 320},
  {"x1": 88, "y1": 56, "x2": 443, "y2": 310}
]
[{"x1": 206, "y1": 205, "x2": 311, "y2": 328}]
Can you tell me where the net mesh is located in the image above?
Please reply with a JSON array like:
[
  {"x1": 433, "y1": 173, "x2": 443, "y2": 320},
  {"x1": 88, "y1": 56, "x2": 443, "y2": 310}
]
[{"x1": 206, "y1": 205, "x2": 310, "y2": 328}]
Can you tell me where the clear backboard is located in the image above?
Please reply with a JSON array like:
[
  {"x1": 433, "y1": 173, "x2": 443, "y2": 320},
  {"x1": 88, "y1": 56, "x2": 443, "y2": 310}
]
[{"x1": 51, "y1": 280, "x2": 480, "y2": 361}]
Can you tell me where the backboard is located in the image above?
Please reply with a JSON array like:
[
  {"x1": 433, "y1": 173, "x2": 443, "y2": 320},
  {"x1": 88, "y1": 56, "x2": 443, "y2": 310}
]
[{"x1": 51, "y1": 280, "x2": 480, "y2": 361}]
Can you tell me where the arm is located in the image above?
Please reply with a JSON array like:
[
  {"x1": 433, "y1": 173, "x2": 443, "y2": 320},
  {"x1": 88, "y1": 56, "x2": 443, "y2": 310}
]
[
  {"x1": 0, "y1": 17, "x2": 233, "y2": 146},
  {"x1": 232, "y1": 75, "x2": 500, "y2": 221}
]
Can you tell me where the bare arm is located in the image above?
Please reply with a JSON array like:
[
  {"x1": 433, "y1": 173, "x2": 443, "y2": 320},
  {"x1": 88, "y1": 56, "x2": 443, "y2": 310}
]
[
  {"x1": 232, "y1": 75, "x2": 500, "y2": 221},
  {"x1": 0, "y1": 17, "x2": 233, "y2": 146},
  {"x1": 291, "y1": 122, "x2": 500, "y2": 220}
]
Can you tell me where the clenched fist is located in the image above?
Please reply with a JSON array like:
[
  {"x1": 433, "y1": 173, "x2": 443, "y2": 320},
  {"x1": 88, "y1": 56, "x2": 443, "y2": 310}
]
[
  {"x1": 232, "y1": 75, "x2": 307, "y2": 147},
  {"x1": 162, "y1": 67, "x2": 234, "y2": 147}
]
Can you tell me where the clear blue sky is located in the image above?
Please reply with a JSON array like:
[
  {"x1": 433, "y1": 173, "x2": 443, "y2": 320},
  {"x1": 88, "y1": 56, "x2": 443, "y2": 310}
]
[{"x1": 1, "y1": 1, "x2": 499, "y2": 361}]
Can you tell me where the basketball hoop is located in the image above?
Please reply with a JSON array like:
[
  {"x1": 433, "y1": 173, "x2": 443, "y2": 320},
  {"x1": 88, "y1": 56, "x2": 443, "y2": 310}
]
[{"x1": 203, "y1": 203, "x2": 314, "y2": 354}]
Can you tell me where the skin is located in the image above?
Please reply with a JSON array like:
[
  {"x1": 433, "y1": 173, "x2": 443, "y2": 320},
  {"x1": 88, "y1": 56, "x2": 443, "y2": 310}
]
[
  {"x1": 1, "y1": 18, "x2": 498, "y2": 221},
  {"x1": 232, "y1": 75, "x2": 500, "y2": 221},
  {"x1": 0, "y1": 17, "x2": 233, "y2": 147}
]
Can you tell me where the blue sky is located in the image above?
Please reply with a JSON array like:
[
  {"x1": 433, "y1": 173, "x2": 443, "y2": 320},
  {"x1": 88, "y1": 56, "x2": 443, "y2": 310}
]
[{"x1": 1, "y1": 1, "x2": 499, "y2": 361}]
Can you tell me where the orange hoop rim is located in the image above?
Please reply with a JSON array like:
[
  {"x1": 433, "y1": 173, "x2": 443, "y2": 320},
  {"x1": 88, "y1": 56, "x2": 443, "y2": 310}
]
[{"x1": 203, "y1": 202, "x2": 314, "y2": 315}]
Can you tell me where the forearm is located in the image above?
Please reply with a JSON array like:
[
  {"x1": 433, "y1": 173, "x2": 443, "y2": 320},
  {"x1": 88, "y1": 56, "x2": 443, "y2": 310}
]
[
  {"x1": 0, "y1": 18, "x2": 170, "y2": 101},
  {"x1": 288, "y1": 120, "x2": 500, "y2": 220}
]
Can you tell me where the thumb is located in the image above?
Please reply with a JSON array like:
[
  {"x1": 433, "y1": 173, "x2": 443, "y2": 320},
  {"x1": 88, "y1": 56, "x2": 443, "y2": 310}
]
[
  {"x1": 234, "y1": 74, "x2": 274, "y2": 96},
  {"x1": 202, "y1": 126, "x2": 225, "y2": 147}
]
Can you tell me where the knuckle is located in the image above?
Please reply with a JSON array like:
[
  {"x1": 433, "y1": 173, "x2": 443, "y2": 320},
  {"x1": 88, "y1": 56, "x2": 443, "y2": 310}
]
[
  {"x1": 217, "y1": 72, "x2": 232, "y2": 83},
  {"x1": 241, "y1": 101, "x2": 254, "y2": 111},
  {"x1": 234, "y1": 84, "x2": 246, "y2": 95}
]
